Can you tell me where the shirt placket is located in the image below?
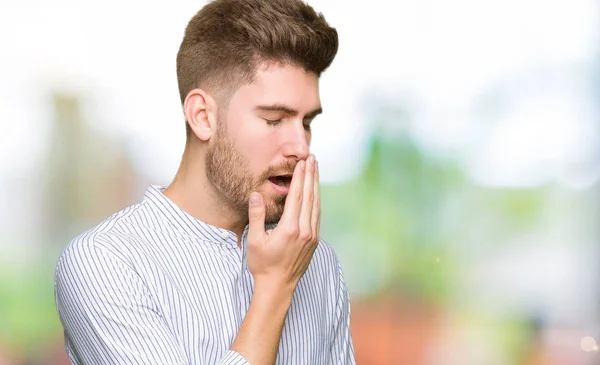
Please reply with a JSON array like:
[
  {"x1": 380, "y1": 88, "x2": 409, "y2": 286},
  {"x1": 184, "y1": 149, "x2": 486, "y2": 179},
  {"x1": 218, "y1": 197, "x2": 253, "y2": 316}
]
[{"x1": 238, "y1": 233, "x2": 253, "y2": 321}]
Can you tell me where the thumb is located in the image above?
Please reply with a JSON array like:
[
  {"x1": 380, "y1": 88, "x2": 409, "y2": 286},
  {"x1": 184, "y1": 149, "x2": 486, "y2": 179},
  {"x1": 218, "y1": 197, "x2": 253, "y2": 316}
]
[{"x1": 247, "y1": 192, "x2": 266, "y2": 243}]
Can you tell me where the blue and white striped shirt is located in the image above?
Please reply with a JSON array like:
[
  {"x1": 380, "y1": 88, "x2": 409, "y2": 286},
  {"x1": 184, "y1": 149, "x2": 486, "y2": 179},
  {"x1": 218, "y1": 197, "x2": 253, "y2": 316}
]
[{"x1": 55, "y1": 185, "x2": 355, "y2": 364}]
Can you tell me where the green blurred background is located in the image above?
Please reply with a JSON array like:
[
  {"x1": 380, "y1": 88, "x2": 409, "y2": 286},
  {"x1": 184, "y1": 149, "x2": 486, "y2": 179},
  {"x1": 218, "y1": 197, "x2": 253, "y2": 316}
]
[{"x1": 1, "y1": 1, "x2": 599, "y2": 364}]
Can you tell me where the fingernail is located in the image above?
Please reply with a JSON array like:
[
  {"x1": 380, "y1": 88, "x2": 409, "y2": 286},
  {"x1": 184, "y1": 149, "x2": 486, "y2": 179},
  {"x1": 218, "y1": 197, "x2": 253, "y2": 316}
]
[
  {"x1": 309, "y1": 155, "x2": 315, "y2": 164},
  {"x1": 299, "y1": 161, "x2": 305, "y2": 170},
  {"x1": 249, "y1": 193, "x2": 260, "y2": 206}
]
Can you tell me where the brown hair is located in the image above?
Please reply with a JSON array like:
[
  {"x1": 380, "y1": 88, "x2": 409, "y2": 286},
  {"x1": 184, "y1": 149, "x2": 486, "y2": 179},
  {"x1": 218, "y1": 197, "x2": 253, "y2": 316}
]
[{"x1": 176, "y1": 0, "x2": 339, "y2": 138}]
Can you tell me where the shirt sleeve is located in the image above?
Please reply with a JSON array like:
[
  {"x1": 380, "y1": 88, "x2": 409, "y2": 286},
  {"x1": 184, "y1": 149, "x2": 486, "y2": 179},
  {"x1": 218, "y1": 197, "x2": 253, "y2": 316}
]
[
  {"x1": 54, "y1": 235, "x2": 249, "y2": 365},
  {"x1": 329, "y1": 261, "x2": 356, "y2": 364}
]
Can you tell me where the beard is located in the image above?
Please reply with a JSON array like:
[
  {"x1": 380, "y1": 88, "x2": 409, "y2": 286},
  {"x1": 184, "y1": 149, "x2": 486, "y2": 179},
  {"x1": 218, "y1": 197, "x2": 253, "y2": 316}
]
[{"x1": 205, "y1": 117, "x2": 294, "y2": 224}]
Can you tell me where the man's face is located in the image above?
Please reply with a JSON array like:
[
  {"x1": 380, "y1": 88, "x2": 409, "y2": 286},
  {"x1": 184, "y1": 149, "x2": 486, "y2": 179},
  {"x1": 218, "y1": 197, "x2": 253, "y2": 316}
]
[{"x1": 205, "y1": 63, "x2": 322, "y2": 224}]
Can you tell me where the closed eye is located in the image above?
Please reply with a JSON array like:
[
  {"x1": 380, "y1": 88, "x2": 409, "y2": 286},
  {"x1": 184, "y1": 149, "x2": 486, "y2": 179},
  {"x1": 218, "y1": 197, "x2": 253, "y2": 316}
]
[
  {"x1": 265, "y1": 118, "x2": 314, "y2": 131},
  {"x1": 264, "y1": 118, "x2": 282, "y2": 125}
]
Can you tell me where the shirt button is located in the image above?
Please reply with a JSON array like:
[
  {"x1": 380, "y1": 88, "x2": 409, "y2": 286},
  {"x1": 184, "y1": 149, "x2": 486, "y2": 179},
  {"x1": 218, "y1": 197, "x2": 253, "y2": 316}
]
[{"x1": 220, "y1": 231, "x2": 230, "y2": 240}]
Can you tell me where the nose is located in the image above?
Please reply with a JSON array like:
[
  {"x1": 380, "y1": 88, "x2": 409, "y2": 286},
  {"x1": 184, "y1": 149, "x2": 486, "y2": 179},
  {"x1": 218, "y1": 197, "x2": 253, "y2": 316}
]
[{"x1": 280, "y1": 121, "x2": 310, "y2": 161}]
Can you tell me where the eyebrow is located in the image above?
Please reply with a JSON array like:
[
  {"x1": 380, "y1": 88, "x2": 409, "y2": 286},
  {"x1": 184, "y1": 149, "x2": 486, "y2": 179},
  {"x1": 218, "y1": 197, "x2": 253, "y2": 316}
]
[{"x1": 254, "y1": 104, "x2": 323, "y2": 119}]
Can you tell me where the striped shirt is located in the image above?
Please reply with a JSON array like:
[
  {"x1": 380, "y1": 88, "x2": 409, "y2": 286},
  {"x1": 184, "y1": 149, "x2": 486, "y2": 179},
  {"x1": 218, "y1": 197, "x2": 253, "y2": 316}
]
[{"x1": 54, "y1": 185, "x2": 355, "y2": 364}]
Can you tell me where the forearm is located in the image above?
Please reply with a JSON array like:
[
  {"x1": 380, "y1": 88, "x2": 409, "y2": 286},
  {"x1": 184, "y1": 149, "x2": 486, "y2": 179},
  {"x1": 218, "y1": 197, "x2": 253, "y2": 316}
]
[{"x1": 230, "y1": 280, "x2": 295, "y2": 365}]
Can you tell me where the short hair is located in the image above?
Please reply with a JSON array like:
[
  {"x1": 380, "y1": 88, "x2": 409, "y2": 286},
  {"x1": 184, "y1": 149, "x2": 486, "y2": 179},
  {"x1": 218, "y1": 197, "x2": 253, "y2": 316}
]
[{"x1": 176, "y1": 0, "x2": 339, "y2": 138}]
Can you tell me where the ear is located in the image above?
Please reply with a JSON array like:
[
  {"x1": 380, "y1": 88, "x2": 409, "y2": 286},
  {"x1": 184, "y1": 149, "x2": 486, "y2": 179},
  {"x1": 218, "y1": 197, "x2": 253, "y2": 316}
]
[{"x1": 183, "y1": 88, "x2": 218, "y2": 141}]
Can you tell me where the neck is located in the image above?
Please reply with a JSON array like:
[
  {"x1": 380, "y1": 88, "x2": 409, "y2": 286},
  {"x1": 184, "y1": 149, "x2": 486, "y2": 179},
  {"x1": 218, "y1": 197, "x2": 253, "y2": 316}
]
[{"x1": 162, "y1": 148, "x2": 248, "y2": 242}]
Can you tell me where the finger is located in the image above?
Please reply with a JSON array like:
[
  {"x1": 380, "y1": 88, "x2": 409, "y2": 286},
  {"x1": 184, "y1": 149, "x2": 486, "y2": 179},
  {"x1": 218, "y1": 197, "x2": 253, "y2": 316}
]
[
  {"x1": 311, "y1": 159, "x2": 321, "y2": 238},
  {"x1": 247, "y1": 192, "x2": 266, "y2": 244},
  {"x1": 299, "y1": 155, "x2": 315, "y2": 239},
  {"x1": 280, "y1": 159, "x2": 306, "y2": 227}
]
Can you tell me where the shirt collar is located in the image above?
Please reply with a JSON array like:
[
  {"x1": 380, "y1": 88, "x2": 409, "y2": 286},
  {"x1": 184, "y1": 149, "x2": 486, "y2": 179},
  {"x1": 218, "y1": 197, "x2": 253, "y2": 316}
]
[{"x1": 143, "y1": 184, "x2": 243, "y2": 248}]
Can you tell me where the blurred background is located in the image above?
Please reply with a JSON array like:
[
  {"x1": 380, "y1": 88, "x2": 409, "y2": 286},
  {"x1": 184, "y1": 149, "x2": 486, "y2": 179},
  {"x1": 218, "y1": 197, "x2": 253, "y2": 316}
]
[{"x1": 1, "y1": 0, "x2": 599, "y2": 364}]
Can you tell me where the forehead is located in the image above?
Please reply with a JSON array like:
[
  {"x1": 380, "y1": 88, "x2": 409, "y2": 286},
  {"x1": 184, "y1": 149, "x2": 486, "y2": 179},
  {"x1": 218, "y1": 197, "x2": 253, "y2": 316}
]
[{"x1": 228, "y1": 63, "x2": 321, "y2": 112}]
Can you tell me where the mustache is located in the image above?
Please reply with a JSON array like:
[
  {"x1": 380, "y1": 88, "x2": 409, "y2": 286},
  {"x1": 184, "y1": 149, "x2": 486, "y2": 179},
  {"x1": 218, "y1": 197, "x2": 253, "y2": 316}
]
[{"x1": 259, "y1": 160, "x2": 298, "y2": 180}]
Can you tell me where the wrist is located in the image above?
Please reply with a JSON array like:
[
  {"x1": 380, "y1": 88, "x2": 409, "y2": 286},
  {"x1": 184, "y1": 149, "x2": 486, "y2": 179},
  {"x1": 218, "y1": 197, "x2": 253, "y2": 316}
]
[{"x1": 253, "y1": 277, "x2": 295, "y2": 304}]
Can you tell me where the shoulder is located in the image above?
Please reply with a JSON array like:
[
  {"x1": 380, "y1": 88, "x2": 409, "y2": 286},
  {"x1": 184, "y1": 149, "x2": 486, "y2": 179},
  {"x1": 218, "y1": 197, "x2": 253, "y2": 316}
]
[
  {"x1": 304, "y1": 237, "x2": 345, "y2": 285},
  {"x1": 314, "y1": 237, "x2": 342, "y2": 267},
  {"x1": 294, "y1": 237, "x2": 350, "y2": 311},
  {"x1": 56, "y1": 200, "x2": 150, "y2": 277}
]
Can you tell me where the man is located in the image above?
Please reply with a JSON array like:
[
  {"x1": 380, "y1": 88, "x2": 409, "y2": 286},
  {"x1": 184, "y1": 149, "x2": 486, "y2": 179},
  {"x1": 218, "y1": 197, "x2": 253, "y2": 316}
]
[{"x1": 54, "y1": 0, "x2": 355, "y2": 364}]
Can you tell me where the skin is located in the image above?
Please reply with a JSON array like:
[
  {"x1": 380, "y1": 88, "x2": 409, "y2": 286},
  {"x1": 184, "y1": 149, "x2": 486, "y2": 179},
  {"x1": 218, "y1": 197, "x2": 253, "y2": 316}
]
[{"x1": 163, "y1": 61, "x2": 322, "y2": 365}]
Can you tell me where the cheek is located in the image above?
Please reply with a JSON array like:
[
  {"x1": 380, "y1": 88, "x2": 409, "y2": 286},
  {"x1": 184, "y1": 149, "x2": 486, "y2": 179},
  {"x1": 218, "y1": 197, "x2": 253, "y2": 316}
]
[
  {"x1": 237, "y1": 134, "x2": 278, "y2": 171},
  {"x1": 250, "y1": 142, "x2": 278, "y2": 167},
  {"x1": 228, "y1": 116, "x2": 280, "y2": 169}
]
